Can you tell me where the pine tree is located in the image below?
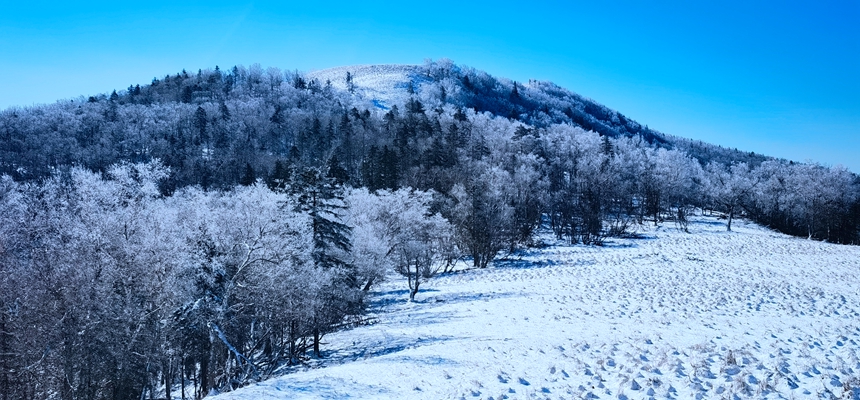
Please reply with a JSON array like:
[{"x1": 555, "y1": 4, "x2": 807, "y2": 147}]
[
  {"x1": 239, "y1": 163, "x2": 255, "y2": 186},
  {"x1": 219, "y1": 101, "x2": 231, "y2": 121},
  {"x1": 510, "y1": 81, "x2": 520, "y2": 100},
  {"x1": 361, "y1": 146, "x2": 382, "y2": 191},
  {"x1": 269, "y1": 160, "x2": 290, "y2": 189},
  {"x1": 327, "y1": 155, "x2": 349, "y2": 186},
  {"x1": 270, "y1": 105, "x2": 283, "y2": 125},
  {"x1": 291, "y1": 167, "x2": 352, "y2": 272},
  {"x1": 601, "y1": 135, "x2": 614, "y2": 158},
  {"x1": 194, "y1": 106, "x2": 208, "y2": 145},
  {"x1": 289, "y1": 166, "x2": 357, "y2": 357},
  {"x1": 345, "y1": 71, "x2": 355, "y2": 93},
  {"x1": 380, "y1": 146, "x2": 400, "y2": 190}
]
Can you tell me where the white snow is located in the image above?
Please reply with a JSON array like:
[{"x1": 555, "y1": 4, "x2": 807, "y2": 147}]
[
  {"x1": 306, "y1": 64, "x2": 421, "y2": 110},
  {"x1": 216, "y1": 216, "x2": 860, "y2": 399}
]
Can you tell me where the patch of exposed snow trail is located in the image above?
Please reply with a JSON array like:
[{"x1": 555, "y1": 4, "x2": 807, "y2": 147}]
[{"x1": 216, "y1": 217, "x2": 860, "y2": 399}]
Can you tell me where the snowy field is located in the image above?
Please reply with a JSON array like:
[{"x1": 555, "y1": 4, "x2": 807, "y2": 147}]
[{"x1": 217, "y1": 217, "x2": 860, "y2": 399}]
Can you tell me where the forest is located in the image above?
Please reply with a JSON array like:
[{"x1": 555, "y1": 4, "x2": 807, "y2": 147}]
[{"x1": 1, "y1": 60, "x2": 858, "y2": 400}]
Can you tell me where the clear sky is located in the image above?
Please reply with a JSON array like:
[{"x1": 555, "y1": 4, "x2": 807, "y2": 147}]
[{"x1": 1, "y1": 1, "x2": 858, "y2": 171}]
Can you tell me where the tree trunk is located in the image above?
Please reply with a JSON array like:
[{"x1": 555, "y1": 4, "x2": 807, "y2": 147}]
[
  {"x1": 288, "y1": 320, "x2": 297, "y2": 365},
  {"x1": 727, "y1": 205, "x2": 734, "y2": 232},
  {"x1": 199, "y1": 349, "x2": 209, "y2": 399},
  {"x1": 139, "y1": 361, "x2": 151, "y2": 400},
  {"x1": 409, "y1": 265, "x2": 420, "y2": 301},
  {"x1": 313, "y1": 328, "x2": 320, "y2": 358},
  {"x1": 192, "y1": 363, "x2": 197, "y2": 400},
  {"x1": 180, "y1": 360, "x2": 186, "y2": 400},
  {"x1": 409, "y1": 283, "x2": 419, "y2": 301},
  {"x1": 362, "y1": 277, "x2": 375, "y2": 292},
  {"x1": 163, "y1": 358, "x2": 172, "y2": 400}
]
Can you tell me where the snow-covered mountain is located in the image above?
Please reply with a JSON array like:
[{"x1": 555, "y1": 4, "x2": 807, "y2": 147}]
[
  {"x1": 2, "y1": 60, "x2": 858, "y2": 400},
  {"x1": 216, "y1": 216, "x2": 860, "y2": 399}
]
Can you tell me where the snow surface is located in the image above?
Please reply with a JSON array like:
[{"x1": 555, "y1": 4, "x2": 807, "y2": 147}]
[
  {"x1": 216, "y1": 217, "x2": 860, "y2": 399},
  {"x1": 306, "y1": 64, "x2": 421, "y2": 110}
]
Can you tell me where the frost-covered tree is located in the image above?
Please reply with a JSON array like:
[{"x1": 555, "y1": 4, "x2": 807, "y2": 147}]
[
  {"x1": 289, "y1": 166, "x2": 359, "y2": 358},
  {"x1": 346, "y1": 188, "x2": 455, "y2": 300},
  {"x1": 0, "y1": 160, "x2": 370, "y2": 398},
  {"x1": 448, "y1": 163, "x2": 514, "y2": 267},
  {"x1": 705, "y1": 162, "x2": 759, "y2": 231},
  {"x1": 782, "y1": 163, "x2": 858, "y2": 240}
]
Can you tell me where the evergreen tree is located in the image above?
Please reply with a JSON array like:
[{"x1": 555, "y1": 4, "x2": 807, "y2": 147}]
[
  {"x1": 361, "y1": 145, "x2": 382, "y2": 191},
  {"x1": 194, "y1": 106, "x2": 208, "y2": 145},
  {"x1": 291, "y1": 167, "x2": 353, "y2": 272},
  {"x1": 270, "y1": 105, "x2": 283, "y2": 125},
  {"x1": 240, "y1": 163, "x2": 256, "y2": 186},
  {"x1": 510, "y1": 81, "x2": 520, "y2": 100},
  {"x1": 269, "y1": 160, "x2": 290, "y2": 189},
  {"x1": 327, "y1": 155, "x2": 350, "y2": 186},
  {"x1": 338, "y1": 113, "x2": 355, "y2": 170},
  {"x1": 219, "y1": 101, "x2": 231, "y2": 120},
  {"x1": 380, "y1": 145, "x2": 400, "y2": 190},
  {"x1": 290, "y1": 167, "x2": 358, "y2": 357},
  {"x1": 181, "y1": 85, "x2": 194, "y2": 103},
  {"x1": 345, "y1": 71, "x2": 355, "y2": 93}
]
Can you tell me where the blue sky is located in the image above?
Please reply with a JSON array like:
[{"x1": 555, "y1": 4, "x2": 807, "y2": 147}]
[{"x1": 1, "y1": 1, "x2": 858, "y2": 171}]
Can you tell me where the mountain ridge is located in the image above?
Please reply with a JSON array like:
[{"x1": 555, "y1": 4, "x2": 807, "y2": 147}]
[
  {"x1": 314, "y1": 62, "x2": 767, "y2": 168},
  {"x1": 2, "y1": 61, "x2": 770, "y2": 170}
]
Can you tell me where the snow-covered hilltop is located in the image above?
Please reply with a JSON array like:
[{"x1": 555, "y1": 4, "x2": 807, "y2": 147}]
[
  {"x1": 217, "y1": 217, "x2": 860, "y2": 399},
  {"x1": 307, "y1": 64, "x2": 421, "y2": 110}
]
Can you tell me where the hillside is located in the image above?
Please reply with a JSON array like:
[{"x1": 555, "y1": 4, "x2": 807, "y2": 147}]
[
  {"x1": 0, "y1": 61, "x2": 767, "y2": 185},
  {"x1": 1, "y1": 60, "x2": 858, "y2": 400},
  {"x1": 215, "y1": 216, "x2": 860, "y2": 399},
  {"x1": 1, "y1": 59, "x2": 848, "y2": 244}
]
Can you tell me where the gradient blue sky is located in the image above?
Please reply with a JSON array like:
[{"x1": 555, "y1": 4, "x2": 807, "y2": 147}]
[{"x1": 1, "y1": 1, "x2": 858, "y2": 171}]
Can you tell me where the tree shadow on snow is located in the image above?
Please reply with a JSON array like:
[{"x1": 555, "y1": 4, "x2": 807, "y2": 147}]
[
  {"x1": 328, "y1": 333, "x2": 459, "y2": 366},
  {"x1": 493, "y1": 254, "x2": 604, "y2": 270},
  {"x1": 416, "y1": 290, "x2": 517, "y2": 306},
  {"x1": 492, "y1": 257, "x2": 561, "y2": 270},
  {"x1": 367, "y1": 288, "x2": 442, "y2": 309}
]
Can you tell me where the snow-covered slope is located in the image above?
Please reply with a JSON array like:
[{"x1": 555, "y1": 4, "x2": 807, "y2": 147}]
[
  {"x1": 307, "y1": 64, "x2": 421, "y2": 110},
  {"x1": 216, "y1": 217, "x2": 860, "y2": 399}
]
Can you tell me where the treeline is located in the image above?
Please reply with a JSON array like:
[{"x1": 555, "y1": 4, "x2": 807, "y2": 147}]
[{"x1": 0, "y1": 60, "x2": 858, "y2": 399}]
